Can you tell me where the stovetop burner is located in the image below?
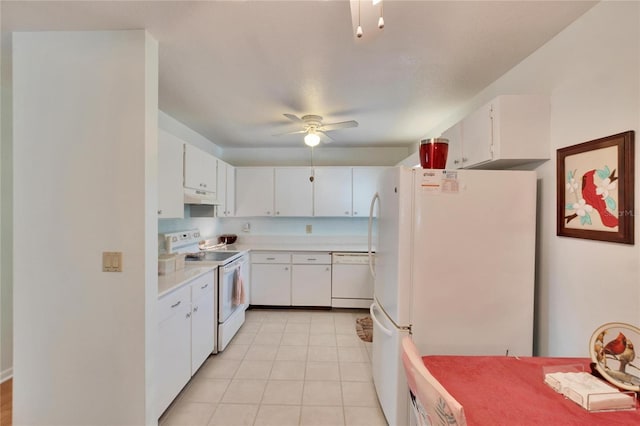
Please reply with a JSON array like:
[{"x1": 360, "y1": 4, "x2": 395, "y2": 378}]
[{"x1": 186, "y1": 251, "x2": 240, "y2": 263}]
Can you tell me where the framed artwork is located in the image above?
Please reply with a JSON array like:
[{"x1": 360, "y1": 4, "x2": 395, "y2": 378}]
[{"x1": 557, "y1": 131, "x2": 634, "y2": 244}]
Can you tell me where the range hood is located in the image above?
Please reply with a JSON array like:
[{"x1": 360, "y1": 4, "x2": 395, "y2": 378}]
[{"x1": 184, "y1": 187, "x2": 218, "y2": 205}]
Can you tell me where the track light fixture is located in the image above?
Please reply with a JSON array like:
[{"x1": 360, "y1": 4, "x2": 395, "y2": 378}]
[
  {"x1": 354, "y1": 0, "x2": 384, "y2": 39},
  {"x1": 356, "y1": 0, "x2": 363, "y2": 38}
]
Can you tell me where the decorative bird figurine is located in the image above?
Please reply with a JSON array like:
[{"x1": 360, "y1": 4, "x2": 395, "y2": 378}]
[
  {"x1": 604, "y1": 332, "x2": 627, "y2": 358},
  {"x1": 581, "y1": 170, "x2": 618, "y2": 228},
  {"x1": 617, "y1": 340, "x2": 636, "y2": 373}
]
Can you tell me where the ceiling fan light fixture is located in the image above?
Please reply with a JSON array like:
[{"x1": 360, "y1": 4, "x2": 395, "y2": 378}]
[{"x1": 304, "y1": 131, "x2": 320, "y2": 147}]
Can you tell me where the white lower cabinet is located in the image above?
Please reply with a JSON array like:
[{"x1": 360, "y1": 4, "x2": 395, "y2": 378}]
[
  {"x1": 251, "y1": 252, "x2": 291, "y2": 306},
  {"x1": 291, "y1": 254, "x2": 331, "y2": 306},
  {"x1": 157, "y1": 285, "x2": 191, "y2": 417},
  {"x1": 189, "y1": 272, "x2": 216, "y2": 373},
  {"x1": 157, "y1": 270, "x2": 216, "y2": 417},
  {"x1": 250, "y1": 252, "x2": 332, "y2": 307}
]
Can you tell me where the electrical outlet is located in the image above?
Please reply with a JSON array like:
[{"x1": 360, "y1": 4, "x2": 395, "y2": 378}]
[
  {"x1": 103, "y1": 252, "x2": 123, "y2": 272},
  {"x1": 306, "y1": 224, "x2": 312, "y2": 234}
]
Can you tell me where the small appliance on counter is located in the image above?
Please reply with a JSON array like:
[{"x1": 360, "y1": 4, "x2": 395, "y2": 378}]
[
  {"x1": 218, "y1": 234, "x2": 238, "y2": 244},
  {"x1": 158, "y1": 253, "x2": 186, "y2": 275}
]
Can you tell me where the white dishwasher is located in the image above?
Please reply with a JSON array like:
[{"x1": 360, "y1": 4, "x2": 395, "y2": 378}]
[{"x1": 331, "y1": 252, "x2": 374, "y2": 308}]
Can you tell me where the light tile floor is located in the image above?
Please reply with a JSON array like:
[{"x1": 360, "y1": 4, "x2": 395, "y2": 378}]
[{"x1": 159, "y1": 308, "x2": 388, "y2": 426}]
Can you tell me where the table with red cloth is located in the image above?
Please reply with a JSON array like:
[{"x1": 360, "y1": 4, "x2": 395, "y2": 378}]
[{"x1": 422, "y1": 355, "x2": 640, "y2": 425}]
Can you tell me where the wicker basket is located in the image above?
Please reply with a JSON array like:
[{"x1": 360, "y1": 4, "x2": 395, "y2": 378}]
[{"x1": 355, "y1": 316, "x2": 373, "y2": 342}]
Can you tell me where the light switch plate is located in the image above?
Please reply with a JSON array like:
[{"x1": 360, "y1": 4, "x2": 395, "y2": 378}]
[
  {"x1": 305, "y1": 224, "x2": 312, "y2": 234},
  {"x1": 103, "y1": 252, "x2": 123, "y2": 272}
]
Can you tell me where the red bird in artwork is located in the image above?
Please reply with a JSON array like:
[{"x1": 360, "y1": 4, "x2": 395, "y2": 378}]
[
  {"x1": 581, "y1": 170, "x2": 618, "y2": 228},
  {"x1": 618, "y1": 340, "x2": 636, "y2": 373},
  {"x1": 604, "y1": 332, "x2": 627, "y2": 357}
]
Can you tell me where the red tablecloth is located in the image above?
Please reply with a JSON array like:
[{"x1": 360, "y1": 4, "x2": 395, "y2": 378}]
[{"x1": 422, "y1": 356, "x2": 640, "y2": 425}]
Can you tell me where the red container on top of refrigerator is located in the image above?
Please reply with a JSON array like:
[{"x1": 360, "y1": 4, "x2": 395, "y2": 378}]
[{"x1": 419, "y1": 138, "x2": 449, "y2": 169}]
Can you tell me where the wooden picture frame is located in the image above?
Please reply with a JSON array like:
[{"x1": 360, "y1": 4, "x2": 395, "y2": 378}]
[{"x1": 557, "y1": 131, "x2": 634, "y2": 244}]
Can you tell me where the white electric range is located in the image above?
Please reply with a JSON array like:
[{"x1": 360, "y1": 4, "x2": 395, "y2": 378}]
[{"x1": 163, "y1": 230, "x2": 249, "y2": 352}]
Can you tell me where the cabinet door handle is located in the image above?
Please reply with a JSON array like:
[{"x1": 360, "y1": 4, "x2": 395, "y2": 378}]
[
  {"x1": 266, "y1": 211, "x2": 271, "y2": 215},
  {"x1": 157, "y1": 209, "x2": 162, "y2": 215},
  {"x1": 170, "y1": 301, "x2": 181, "y2": 309},
  {"x1": 276, "y1": 211, "x2": 280, "y2": 215},
  {"x1": 284, "y1": 267, "x2": 289, "y2": 271},
  {"x1": 186, "y1": 312, "x2": 191, "y2": 319},
  {"x1": 354, "y1": 211, "x2": 358, "y2": 215},
  {"x1": 307, "y1": 258, "x2": 317, "y2": 261},
  {"x1": 266, "y1": 257, "x2": 276, "y2": 261},
  {"x1": 193, "y1": 306, "x2": 199, "y2": 313},
  {"x1": 325, "y1": 267, "x2": 330, "y2": 272},
  {"x1": 345, "y1": 211, "x2": 350, "y2": 215},
  {"x1": 201, "y1": 283, "x2": 208, "y2": 289}
]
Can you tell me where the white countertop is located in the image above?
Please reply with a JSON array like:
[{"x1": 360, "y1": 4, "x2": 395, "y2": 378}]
[
  {"x1": 232, "y1": 235, "x2": 374, "y2": 253},
  {"x1": 158, "y1": 265, "x2": 216, "y2": 298},
  {"x1": 234, "y1": 243, "x2": 370, "y2": 252},
  {"x1": 158, "y1": 237, "x2": 375, "y2": 297}
]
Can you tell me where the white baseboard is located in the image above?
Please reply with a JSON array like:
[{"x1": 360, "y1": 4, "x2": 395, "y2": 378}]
[{"x1": 1, "y1": 367, "x2": 13, "y2": 383}]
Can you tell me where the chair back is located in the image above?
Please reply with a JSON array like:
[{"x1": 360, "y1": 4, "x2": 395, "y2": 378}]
[{"x1": 401, "y1": 337, "x2": 467, "y2": 426}]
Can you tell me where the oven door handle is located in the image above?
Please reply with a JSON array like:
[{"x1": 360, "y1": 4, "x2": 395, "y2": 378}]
[{"x1": 223, "y1": 262, "x2": 242, "y2": 273}]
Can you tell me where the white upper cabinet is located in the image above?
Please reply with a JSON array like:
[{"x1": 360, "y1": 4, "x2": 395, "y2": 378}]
[
  {"x1": 443, "y1": 95, "x2": 550, "y2": 170},
  {"x1": 235, "y1": 166, "x2": 390, "y2": 217},
  {"x1": 158, "y1": 129, "x2": 185, "y2": 218},
  {"x1": 235, "y1": 167, "x2": 274, "y2": 216},
  {"x1": 352, "y1": 167, "x2": 387, "y2": 217},
  {"x1": 313, "y1": 167, "x2": 353, "y2": 217},
  {"x1": 274, "y1": 167, "x2": 313, "y2": 217},
  {"x1": 217, "y1": 160, "x2": 235, "y2": 217},
  {"x1": 442, "y1": 122, "x2": 463, "y2": 170},
  {"x1": 462, "y1": 101, "x2": 494, "y2": 167},
  {"x1": 183, "y1": 143, "x2": 217, "y2": 195},
  {"x1": 225, "y1": 162, "x2": 235, "y2": 216}
]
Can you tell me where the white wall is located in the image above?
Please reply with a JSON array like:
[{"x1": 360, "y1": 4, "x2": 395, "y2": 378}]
[
  {"x1": 0, "y1": 8, "x2": 10, "y2": 383},
  {"x1": 12, "y1": 30, "x2": 158, "y2": 425},
  {"x1": 159, "y1": 110, "x2": 223, "y2": 158},
  {"x1": 218, "y1": 216, "x2": 370, "y2": 238},
  {"x1": 428, "y1": 1, "x2": 640, "y2": 356}
]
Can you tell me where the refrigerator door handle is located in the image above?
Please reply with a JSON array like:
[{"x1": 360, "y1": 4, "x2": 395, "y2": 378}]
[
  {"x1": 368, "y1": 192, "x2": 380, "y2": 279},
  {"x1": 370, "y1": 302, "x2": 393, "y2": 337}
]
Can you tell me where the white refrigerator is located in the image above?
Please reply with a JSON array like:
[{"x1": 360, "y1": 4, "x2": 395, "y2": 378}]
[{"x1": 369, "y1": 167, "x2": 536, "y2": 426}]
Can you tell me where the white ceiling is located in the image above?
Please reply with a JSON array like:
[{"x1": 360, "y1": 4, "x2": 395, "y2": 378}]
[{"x1": 2, "y1": 0, "x2": 597, "y2": 149}]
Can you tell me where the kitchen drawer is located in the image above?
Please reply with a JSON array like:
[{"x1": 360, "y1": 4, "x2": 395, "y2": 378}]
[
  {"x1": 292, "y1": 253, "x2": 331, "y2": 265},
  {"x1": 191, "y1": 270, "x2": 215, "y2": 300},
  {"x1": 252, "y1": 252, "x2": 291, "y2": 264},
  {"x1": 158, "y1": 284, "x2": 191, "y2": 324}
]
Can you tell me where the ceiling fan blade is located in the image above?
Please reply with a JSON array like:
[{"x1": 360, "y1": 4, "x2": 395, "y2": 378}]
[
  {"x1": 320, "y1": 120, "x2": 359, "y2": 132},
  {"x1": 283, "y1": 113, "x2": 304, "y2": 123},
  {"x1": 318, "y1": 131, "x2": 334, "y2": 143},
  {"x1": 272, "y1": 129, "x2": 307, "y2": 137}
]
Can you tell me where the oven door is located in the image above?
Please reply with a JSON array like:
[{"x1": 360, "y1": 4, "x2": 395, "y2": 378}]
[{"x1": 219, "y1": 255, "x2": 248, "y2": 322}]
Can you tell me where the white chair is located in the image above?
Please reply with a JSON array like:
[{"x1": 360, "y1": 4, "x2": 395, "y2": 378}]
[{"x1": 401, "y1": 337, "x2": 467, "y2": 426}]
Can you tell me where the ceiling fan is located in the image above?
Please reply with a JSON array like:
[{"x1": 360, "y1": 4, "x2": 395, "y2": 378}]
[{"x1": 275, "y1": 114, "x2": 359, "y2": 147}]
